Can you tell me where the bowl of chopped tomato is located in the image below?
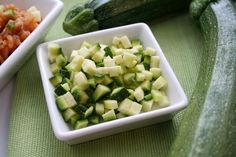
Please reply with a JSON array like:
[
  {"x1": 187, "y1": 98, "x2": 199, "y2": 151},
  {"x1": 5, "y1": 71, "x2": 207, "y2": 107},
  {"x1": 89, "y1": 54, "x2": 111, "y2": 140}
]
[{"x1": 0, "y1": 0, "x2": 63, "y2": 89}]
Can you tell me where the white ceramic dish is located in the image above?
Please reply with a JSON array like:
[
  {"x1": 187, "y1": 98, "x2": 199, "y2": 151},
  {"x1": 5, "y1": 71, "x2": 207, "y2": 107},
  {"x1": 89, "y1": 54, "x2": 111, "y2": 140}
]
[
  {"x1": 37, "y1": 23, "x2": 188, "y2": 144},
  {"x1": 0, "y1": 0, "x2": 64, "y2": 90}
]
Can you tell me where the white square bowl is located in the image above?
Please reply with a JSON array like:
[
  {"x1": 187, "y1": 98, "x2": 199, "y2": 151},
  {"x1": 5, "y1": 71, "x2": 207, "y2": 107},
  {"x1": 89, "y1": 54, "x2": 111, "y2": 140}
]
[
  {"x1": 0, "y1": 0, "x2": 64, "y2": 89},
  {"x1": 37, "y1": 23, "x2": 188, "y2": 144}
]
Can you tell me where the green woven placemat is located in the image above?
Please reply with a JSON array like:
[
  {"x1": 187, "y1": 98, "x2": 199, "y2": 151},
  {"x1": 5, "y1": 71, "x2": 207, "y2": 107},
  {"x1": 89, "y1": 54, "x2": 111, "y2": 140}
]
[{"x1": 7, "y1": 1, "x2": 204, "y2": 157}]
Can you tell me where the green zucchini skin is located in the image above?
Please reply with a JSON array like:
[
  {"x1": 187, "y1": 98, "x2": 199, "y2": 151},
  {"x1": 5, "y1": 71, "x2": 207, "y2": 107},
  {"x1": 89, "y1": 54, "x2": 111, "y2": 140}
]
[
  {"x1": 63, "y1": 0, "x2": 191, "y2": 35},
  {"x1": 169, "y1": 0, "x2": 236, "y2": 156}
]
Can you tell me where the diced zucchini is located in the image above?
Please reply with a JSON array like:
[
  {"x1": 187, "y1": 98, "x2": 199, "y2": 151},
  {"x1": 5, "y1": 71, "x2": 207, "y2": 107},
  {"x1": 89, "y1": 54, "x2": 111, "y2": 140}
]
[
  {"x1": 136, "y1": 73, "x2": 146, "y2": 82},
  {"x1": 82, "y1": 59, "x2": 96, "y2": 76},
  {"x1": 141, "y1": 80, "x2": 151, "y2": 92},
  {"x1": 152, "y1": 76, "x2": 167, "y2": 90},
  {"x1": 127, "y1": 89, "x2": 135, "y2": 100},
  {"x1": 88, "y1": 78, "x2": 96, "y2": 88},
  {"x1": 116, "y1": 112, "x2": 126, "y2": 119},
  {"x1": 91, "y1": 50, "x2": 105, "y2": 63},
  {"x1": 135, "y1": 64, "x2": 145, "y2": 72},
  {"x1": 128, "y1": 102, "x2": 142, "y2": 115},
  {"x1": 150, "y1": 68, "x2": 161, "y2": 79},
  {"x1": 94, "y1": 74, "x2": 105, "y2": 84},
  {"x1": 118, "y1": 99, "x2": 142, "y2": 116},
  {"x1": 150, "y1": 56, "x2": 160, "y2": 68},
  {"x1": 142, "y1": 70, "x2": 153, "y2": 81},
  {"x1": 56, "y1": 92, "x2": 77, "y2": 110},
  {"x1": 123, "y1": 52, "x2": 137, "y2": 68},
  {"x1": 69, "y1": 50, "x2": 79, "y2": 61},
  {"x1": 151, "y1": 89, "x2": 164, "y2": 103},
  {"x1": 88, "y1": 43, "x2": 101, "y2": 57},
  {"x1": 110, "y1": 87, "x2": 130, "y2": 102},
  {"x1": 112, "y1": 36, "x2": 121, "y2": 46},
  {"x1": 158, "y1": 95, "x2": 169, "y2": 107},
  {"x1": 101, "y1": 75, "x2": 113, "y2": 85},
  {"x1": 48, "y1": 43, "x2": 62, "y2": 63},
  {"x1": 49, "y1": 74, "x2": 62, "y2": 87},
  {"x1": 77, "y1": 47, "x2": 90, "y2": 58},
  {"x1": 71, "y1": 88, "x2": 81, "y2": 103},
  {"x1": 79, "y1": 91, "x2": 89, "y2": 104},
  {"x1": 95, "y1": 103, "x2": 104, "y2": 115},
  {"x1": 84, "y1": 106, "x2": 94, "y2": 118},
  {"x1": 134, "y1": 86, "x2": 144, "y2": 102},
  {"x1": 104, "y1": 46, "x2": 113, "y2": 57},
  {"x1": 131, "y1": 39, "x2": 141, "y2": 47},
  {"x1": 65, "y1": 55, "x2": 84, "y2": 72},
  {"x1": 144, "y1": 93, "x2": 152, "y2": 101},
  {"x1": 56, "y1": 54, "x2": 67, "y2": 67},
  {"x1": 144, "y1": 47, "x2": 156, "y2": 56},
  {"x1": 113, "y1": 55, "x2": 123, "y2": 65},
  {"x1": 81, "y1": 41, "x2": 92, "y2": 48},
  {"x1": 59, "y1": 68, "x2": 70, "y2": 79},
  {"x1": 134, "y1": 52, "x2": 143, "y2": 63},
  {"x1": 54, "y1": 83, "x2": 70, "y2": 96},
  {"x1": 123, "y1": 73, "x2": 136, "y2": 85},
  {"x1": 75, "y1": 119, "x2": 88, "y2": 129},
  {"x1": 93, "y1": 84, "x2": 111, "y2": 101},
  {"x1": 102, "y1": 109, "x2": 116, "y2": 121},
  {"x1": 107, "y1": 66, "x2": 123, "y2": 77},
  {"x1": 69, "y1": 114, "x2": 80, "y2": 126},
  {"x1": 50, "y1": 63, "x2": 61, "y2": 74},
  {"x1": 73, "y1": 72, "x2": 88, "y2": 90},
  {"x1": 141, "y1": 100, "x2": 153, "y2": 112},
  {"x1": 114, "y1": 75, "x2": 124, "y2": 86},
  {"x1": 120, "y1": 35, "x2": 132, "y2": 48},
  {"x1": 63, "y1": 108, "x2": 76, "y2": 122},
  {"x1": 88, "y1": 115, "x2": 100, "y2": 124},
  {"x1": 104, "y1": 100, "x2": 118, "y2": 109},
  {"x1": 96, "y1": 67, "x2": 109, "y2": 75},
  {"x1": 143, "y1": 55, "x2": 151, "y2": 70},
  {"x1": 104, "y1": 56, "x2": 115, "y2": 67}
]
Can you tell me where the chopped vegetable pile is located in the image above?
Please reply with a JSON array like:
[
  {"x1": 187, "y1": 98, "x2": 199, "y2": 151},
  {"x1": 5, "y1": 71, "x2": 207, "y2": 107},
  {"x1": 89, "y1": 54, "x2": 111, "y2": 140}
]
[{"x1": 48, "y1": 35, "x2": 169, "y2": 130}]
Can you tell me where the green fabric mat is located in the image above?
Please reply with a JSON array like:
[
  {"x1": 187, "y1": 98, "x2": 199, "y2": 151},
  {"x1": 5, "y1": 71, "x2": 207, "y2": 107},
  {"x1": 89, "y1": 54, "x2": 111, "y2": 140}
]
[{"x1": 8, "y1": 1, "x2": 204, "y2": 156}]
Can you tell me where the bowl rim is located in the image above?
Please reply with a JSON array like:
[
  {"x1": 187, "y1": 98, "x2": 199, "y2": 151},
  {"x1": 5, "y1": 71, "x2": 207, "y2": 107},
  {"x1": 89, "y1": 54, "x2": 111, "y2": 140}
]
[{"x1": 37, "y1": 23, "x2": 188, "y2": 141}]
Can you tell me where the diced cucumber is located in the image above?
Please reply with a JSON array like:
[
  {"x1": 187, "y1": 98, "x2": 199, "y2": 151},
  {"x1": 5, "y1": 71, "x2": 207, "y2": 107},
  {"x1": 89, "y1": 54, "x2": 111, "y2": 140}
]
[
  {"x1": 63, "y1": 108, "x2": 76, "y2": 122},
  {"x1": 48, "y1": 43, "x2": 62, "y2": 63},
  {"x1": 141, "y1": 100, "x2": 153, "y2": 112},
  {"x1": 144, "y1": 93, "x2": 152, "y2": 101},
  {"x1": 112, "y1": 36, "x2": 121, "y2": 46},
  {"x1": 79, "y1": 90, "x2": 89, "y2": 104},
  {"x1": 84, "y1": 106, "x2": 94, "y2": 118},
  {"x1": 127, "y1": 89, "x2": 135, "y2": 100},
  {"x1": 69, "y1": 50, "x2": 79, "y2": 61},
  {"x1": 96, "y1": 67, "x2": 109, "y2": 75},
  {"x1": 110, "y1": 87, "x2": 130, "y2": 102},
  {"x1": 82, "y1": 59, "x2": 96, "y2": 76},
  {"x1": 102, "y1": 109, "x2": 116, "y2": 121},
  {"x1": 158, "y1": 95, "x2": 169, "y2": 107},
  {"x1": 50, "y1": 63, "x2": 61, "y2": 74},
  {"x1": 59, "y1": 68, "x2": 70, "y2": 79},
  {"x1": 123, "y1": 73, "x2": 135, "y2": 85},
  {"x1": 56, "y1": 54, "x2": 67, "y2": 67},
  {"x1": 104, "y1": 100, "x2": 118, "y2": 109},
  {"x1": 93, "y1": 84, "x2": 111, "y2": 101},
  {"x1": 142, "y1": 70, "x2": 153, "y2": 81},
  {"x1": 88, "y1": 115, "x2": 100, "y2": 124},
  {"x1": 107, "y1": 66, "x2": 123, "y2": 77},
  {"x1": 128, "y1": 101, "x2": 142, "y2": 115},
  {"x1": 136, "y1": 73, "x2": 146, "y2": 82},
  {"x1": 151, "y1": 89, "x2": 164, "y2": 103},
  {"x1": 77, "y1": 47, "x2": 90, "y2": 58},
  {"x1": 144, "y1": 47, "x2": 156, "y2": 56},
  {"x1": 150, "y1": 56, "x2": 160, "y2": 68},
  {"x1": 104, "y1": 46, "x2": 113, "y2": 57},
  {"x1": 114, "y1": 75, "x2": 124, "y2": 86},
  {"x1": 81, "y1": 41, "x2": 92, "y2": 48},
  {"x1": 104, "y1": 56, "x2": 115, "y2": 67},
  {"x1": 152, "y1": 76, "x2": 167, "y2": 90},
  {"x1": 54, "y1": 83, "x2": 70, "y2": 96},
  {"x1": 73, "y1": 72, "x2": 88, "y2": 90},
  {"x1": 120, "y1": 35, "x2": 132, "y2": 48},
  {"x1": 118, "y1": 98, "x2": 142, "y2": 116},
  {"x1": 134, "y1": 52, "x2": 143, "y2": 63},
  {"x1": 101, "y1": 75, "x2": 113, "y2": 85},
  {"x1": 116, "y1": 112, "x2": 126, "y2": 119},
  {"x1": 75, "y1": 119, "x2": 88, "y2": 129},
  {"x1": 88, "y1": 78, "x2": 96, "y2": 88},
  {"x1": 56, "y1": 92, "x2": 77, "y2": 110},
  {"x1": 143, "y1": 55, "x2": 150, "y2": 70},
  {"x1": 69, "y1": 114, "x2": 80, "y2": 126},
  {"x1": 91, "y1": 50, "x2": 105, "y2": 63},
  {"x1": 113, "y1": 55, "x2": 123, "y2": 65},
  {"x1": 123, "y1": 52, "x2": 137, "y2": 68},
  {"x1": 49, "y1": 74, "x2": 62, "y2": 87},
  {"x1": 135, "y1": 64, "x2": 145, "y2": 72},
  {"x1": 88, "y1": 43, "x2": 101, "y2": 57},
  {"x1": 150, "y1": 68, "x2": 161, "y2": 79},
  {"x1": 134, "y1": 86, "x2": 144, "y2": 102},
  {"x1": 94, "y1": 74, "x2": 105, "y2": 84},
  {"x1": 140, "y1": 80, "x2": 151, "y2": 92},
  {"x1": 131, "y1": 39, "x2": 141, "y2": 47},
  {"x1": 65, "y1": 55, "x2": 84, "y2": 72},
  {"x1": 71, "y1": 88, "x2": 81, "y2": 103},
  {"x1": 95, "y1": 103, "x2": 104, "y2": 115}
]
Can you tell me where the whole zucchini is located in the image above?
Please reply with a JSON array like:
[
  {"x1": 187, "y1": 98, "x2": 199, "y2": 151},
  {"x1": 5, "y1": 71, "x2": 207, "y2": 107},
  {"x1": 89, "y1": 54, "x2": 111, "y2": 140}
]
[
  {"x1": 63, "y1": 0, "x2": 191, "y2": 35},
  {"x1": 169, "y1": 0, "x2": 236, "y2": 156}
]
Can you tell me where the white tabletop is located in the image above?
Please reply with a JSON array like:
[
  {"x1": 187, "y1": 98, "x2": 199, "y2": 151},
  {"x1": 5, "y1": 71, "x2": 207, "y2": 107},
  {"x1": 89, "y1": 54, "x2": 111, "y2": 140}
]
[{"x1": 0, "y1": 79, "x2": 15, "y2": 157}]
